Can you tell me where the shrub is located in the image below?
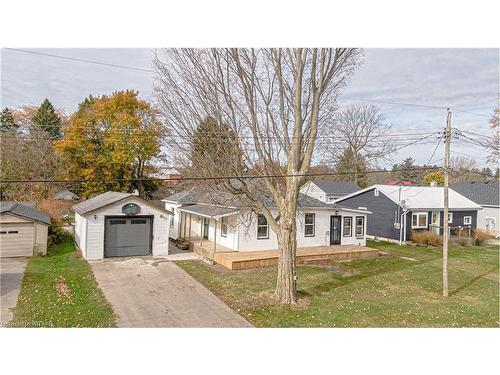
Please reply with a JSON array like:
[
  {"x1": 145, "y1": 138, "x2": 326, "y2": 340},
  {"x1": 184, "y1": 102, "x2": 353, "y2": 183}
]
[
  {"x1": 473, "y1": 229, "x2": 490, "y2": 246},
  {"x1": 411, "y1": 230, "x2": 442, "y2": 247},
  {"x1": 48, "y1": 223, "x2": 73, "y2": 248}
]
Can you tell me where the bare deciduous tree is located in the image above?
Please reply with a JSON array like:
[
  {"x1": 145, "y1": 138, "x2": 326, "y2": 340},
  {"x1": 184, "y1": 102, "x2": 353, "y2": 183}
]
[
  {"x1": 486, "y1": 106, "x2": 499, "y2": 164},
  {"x1": 154, "y1": 48, "x2": 361, "y2": 304},
  {"x1": 320, "y1": 104, "x2": 394, "y2": 185}
]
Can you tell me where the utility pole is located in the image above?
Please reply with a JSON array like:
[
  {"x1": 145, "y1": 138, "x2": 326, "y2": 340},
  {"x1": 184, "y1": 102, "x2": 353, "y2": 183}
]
[{"x1": 443, "y1": 108, "x2": 452, "y2": 297}]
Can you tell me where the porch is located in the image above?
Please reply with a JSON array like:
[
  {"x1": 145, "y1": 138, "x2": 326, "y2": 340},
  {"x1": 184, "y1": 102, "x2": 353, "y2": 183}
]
[{"x1": 206, "y1": 243, "x2": 379, "y2": 270}]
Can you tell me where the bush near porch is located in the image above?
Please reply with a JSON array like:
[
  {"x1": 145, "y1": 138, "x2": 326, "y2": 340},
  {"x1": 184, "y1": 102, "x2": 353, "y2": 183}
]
[{"x1": 176, "y1": 240, "x2": 499, "y2": 327}]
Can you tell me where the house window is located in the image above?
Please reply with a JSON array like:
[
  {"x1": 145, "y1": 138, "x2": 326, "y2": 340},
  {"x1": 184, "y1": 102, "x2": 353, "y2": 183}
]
[
  {"x1": 257, "y1": 214, "x2": 269, "y2": 239},
  {"x1": 304, "y1": 213, "x2": 315, "y2": 237},
  {"x1": 374, "y1": 189, "x2": 379, "y2": 197},
  {"x1": 412, "y1": 212, "x2": 428, "y2": 229},
  {"x1": 355, "y1": 216, "x2": 364, "y2": 237},
  {"x1": 343, "y1": 217, "x2": 352, "y2": 237},
  {"x1": 463, "y1": 216, "x2": 472, "y2": 225},
  {"x1": 448, "y1": 213, "x2": 453, "y2": 223},
  {"x1": 170, "y1": 215, "x2": 174, "y2": 228},
  {"x1": 221, "y1": 216, "x2": 228, "y2": 237}
]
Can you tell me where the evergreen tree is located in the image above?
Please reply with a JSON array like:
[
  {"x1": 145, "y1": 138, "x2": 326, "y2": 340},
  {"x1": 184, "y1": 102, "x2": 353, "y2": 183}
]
[
  {"x1": 191, "y1": 116, "x2": 241, "y2": 176},
  {"x1": 32, "y1": 98, "x2": 62, "y2": 139},
  {"x1": 399, "y1": 157, "x2": 417, "y2": 182},
  {"x1": 0, "y1": 107, "x2": 18, "y2": 132},
  {"x1": 481, "y1": 167, "x2": 492, "y2": 177},
  {"x1": 335, "y1": 148, "x2": 368, "y2": 187}
]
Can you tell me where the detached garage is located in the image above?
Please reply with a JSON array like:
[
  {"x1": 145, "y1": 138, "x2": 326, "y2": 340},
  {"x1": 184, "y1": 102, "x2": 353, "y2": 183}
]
[
  {"x1": 73, "y1": 191, "x2": 172, "y2": 260},
  {"x1": 0, "y1": 202, "x2": 51, "y2": 257}
]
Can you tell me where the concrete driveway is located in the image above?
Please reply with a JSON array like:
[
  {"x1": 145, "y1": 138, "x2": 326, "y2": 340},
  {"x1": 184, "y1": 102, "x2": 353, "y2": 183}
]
[
  {"x1": 1, "y1": 258, "x2": 27, "y2": 326},
  {"x1": 90, "y1": 258, "x2": 252, "y2": 328}
]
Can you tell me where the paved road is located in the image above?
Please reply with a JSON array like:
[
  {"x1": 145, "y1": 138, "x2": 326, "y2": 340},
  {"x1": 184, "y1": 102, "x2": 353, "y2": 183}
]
[
  {"x1": 90, "y1": 258, "x2": 252, "y2": 328},
  {"x1": 1, "y1": 258, "x2": 27, "y2": 326}
]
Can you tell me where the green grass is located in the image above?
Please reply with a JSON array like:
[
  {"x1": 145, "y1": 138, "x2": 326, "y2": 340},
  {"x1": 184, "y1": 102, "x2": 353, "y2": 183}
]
[
  {"x1": 176, "y1": 240, "x2": 499, "y2": 327},
  {"x1": 8, "y1": 242, "x2": 116, "y2": 327}
]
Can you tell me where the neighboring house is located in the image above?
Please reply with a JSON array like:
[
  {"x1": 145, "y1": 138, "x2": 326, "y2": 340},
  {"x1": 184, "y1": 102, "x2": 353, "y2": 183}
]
[
  {"x1": 451, "y1": 180, "x2": 499, "y2": 235},
  {"x1": 386, "y1": 179, "x2": 413, "y2": 186},
  {"x1": 151, "y1": 167, "x2": 181, "y2": 185},
  {"x1": 163, "y1": 187, "x2": 370, "y2": 252},
  {"x1": 72, "y1": 191, "x2": 172, "y2": 260},
  {"x1": 53, "y1": 189, "x2": 79, "y2": 200},
  {"x1": 334, "y1": 184, "x2": 482, "y2": 243},
  {"x1": 0, "y1": 202, "x2": 51, "y2": 257},
  {"x1": 300, "y1": 180, "x2": 360, "y2": 203}
]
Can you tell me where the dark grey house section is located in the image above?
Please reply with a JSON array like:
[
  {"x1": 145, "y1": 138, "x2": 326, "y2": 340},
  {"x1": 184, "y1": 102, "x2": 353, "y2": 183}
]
[
  {"x1": 337, "y1": 187, "x2": 402, "y2": 240},
  {"x1": 338, "y1": 187, "x2": 479, "y2": 241}
]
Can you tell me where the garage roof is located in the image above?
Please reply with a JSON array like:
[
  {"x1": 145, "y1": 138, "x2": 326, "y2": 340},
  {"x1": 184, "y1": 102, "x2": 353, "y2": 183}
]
[
  {"x1": 73, "y1": 191, "x2": 172, "y2": 215},
  {"x1": 0, "y1": 202, "x2": 51, "y2": 225}
]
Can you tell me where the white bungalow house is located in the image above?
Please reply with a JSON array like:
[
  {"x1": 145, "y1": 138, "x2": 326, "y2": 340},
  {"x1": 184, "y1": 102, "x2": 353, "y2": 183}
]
[{"x1": 163, "y1": 187, "x2": 370, "y2": 255}]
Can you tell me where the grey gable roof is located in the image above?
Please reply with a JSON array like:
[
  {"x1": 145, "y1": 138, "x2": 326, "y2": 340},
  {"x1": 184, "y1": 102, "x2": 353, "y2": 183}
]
[
  {"x1": 0, "y1": 202, "x2": 51, "y2": 225},
  {"x1": 451, "y1": 180, "x2": 499, "y2": 206},
  {"x1": 311, "y1": 180, "x2": 360, "y2": 195},
  {"x1": 73, "y1": 191, "x2": 172, "y2": 215},
  {"x1": 164, "y1": 186, "x2": 355, "y2": 210},
  {"x1": 72, "y1": 191, "x2": 131, "y2": 215}
]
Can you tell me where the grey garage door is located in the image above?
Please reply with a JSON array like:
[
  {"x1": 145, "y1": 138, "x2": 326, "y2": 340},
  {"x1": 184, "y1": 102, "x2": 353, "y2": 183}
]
[{"x1": 104, "y1": 217, "x2": 152, "y2": 257}]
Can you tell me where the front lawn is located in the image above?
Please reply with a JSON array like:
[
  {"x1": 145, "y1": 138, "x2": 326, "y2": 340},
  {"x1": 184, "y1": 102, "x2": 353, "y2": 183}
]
[
  {"x1": 8, "y1": 242, "x2": 116, "y2": 327},
  {"x1": 176, "y1": 240, "x2": 499, "y2": 327}
]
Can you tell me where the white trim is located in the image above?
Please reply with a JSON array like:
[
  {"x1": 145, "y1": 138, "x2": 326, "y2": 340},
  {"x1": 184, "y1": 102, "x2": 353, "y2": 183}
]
[
  {"x1": 412, "y1": 212, "x2": 428, "y2": 229},
  {"x1": 463, "y1": 215, "x2": 471, "y2": 225}
]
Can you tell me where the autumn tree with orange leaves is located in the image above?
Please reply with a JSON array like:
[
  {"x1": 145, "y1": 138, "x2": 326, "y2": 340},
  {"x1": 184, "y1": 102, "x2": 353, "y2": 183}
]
[{"x1": 55, "y1": 91, "x2": 161, "y2": 198}]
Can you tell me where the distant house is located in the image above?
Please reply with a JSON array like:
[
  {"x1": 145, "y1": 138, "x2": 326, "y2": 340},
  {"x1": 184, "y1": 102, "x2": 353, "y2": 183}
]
[
  {"x1": 163, "y1": 186, "x2": 370, "y2": 251},
  {"x1": 386, "y1": 179, "x2": 413, "y2": 186},
  {"x1": 300, "y1": 180, "x2": 360, "y2": 203},
  {"x1": 335, "y1": 184, "x2": 481, "y2": 243},
  {"x1": 451, "y1": 180, "x2": 499, "y2": 235},
  {"x1": 0, "y1": 202, "x2": 51, "y2": 257},
  {"x1": 53, "y1": 189, "x2": 79, "y2": 200},
  {"x1": 151, "y1": 167, "x2": 181, "y2": 185}
]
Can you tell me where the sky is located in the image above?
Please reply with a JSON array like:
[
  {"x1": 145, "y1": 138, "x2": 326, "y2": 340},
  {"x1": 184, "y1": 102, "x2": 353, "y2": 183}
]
[{"x1": 1, "y1": 48, "x2": 498, "y2": 169}]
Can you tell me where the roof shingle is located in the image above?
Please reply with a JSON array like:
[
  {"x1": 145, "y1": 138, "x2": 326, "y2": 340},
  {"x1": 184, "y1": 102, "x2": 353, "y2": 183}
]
[
  {"x1": 0, "y1": 202, "x2": 51, "y2": 225},
  {"x1": 451, "y1": 180, "x2": 499, "y2": 206}
]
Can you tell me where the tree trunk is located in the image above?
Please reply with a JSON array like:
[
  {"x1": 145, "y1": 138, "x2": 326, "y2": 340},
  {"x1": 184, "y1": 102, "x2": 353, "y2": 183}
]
[{"x1": 274, "y1": 218, "x2": 297, "y2": 304}]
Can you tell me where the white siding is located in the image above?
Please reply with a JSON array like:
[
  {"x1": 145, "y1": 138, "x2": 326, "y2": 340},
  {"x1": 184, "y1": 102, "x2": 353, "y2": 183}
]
[
  {"x1": 80, "y1": 197, "x2": 170, "y2": 260},
  {"x1": 300, "y1": 181, "x2": 327, "y2": 202},
  {"x1": 34, "y1": 222, "x2": 48, "y2": 255},
  {"x1": 164, "y1": 202, "x2": 182, "y2": 239},
  {"x1": 237, "y1": 208, "x2": 367, "y2": 252},
  {"x1": 74, "y1": 212, "x2": 87, "y2": 258},
  {"x1": 477, "y1": 205, "x2": 500, "y2": 234}
]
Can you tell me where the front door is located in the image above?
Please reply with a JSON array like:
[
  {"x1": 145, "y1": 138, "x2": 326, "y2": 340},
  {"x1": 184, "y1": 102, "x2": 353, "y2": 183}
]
[
  {"x1": 203, "y1": 218, "x2": 209, "y2": 239},
  {"x1": 330, "y1": 215, "x2": 341, "y2": 245},
  {"x1": 430, "y1": 212, "x2": 440, "y2": 234}
]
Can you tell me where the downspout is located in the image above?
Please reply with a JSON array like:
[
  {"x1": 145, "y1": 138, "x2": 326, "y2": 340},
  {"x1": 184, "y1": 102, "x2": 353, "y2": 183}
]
[{"x1": 400, "y1": 210, "x2": 409, "y2": 245}]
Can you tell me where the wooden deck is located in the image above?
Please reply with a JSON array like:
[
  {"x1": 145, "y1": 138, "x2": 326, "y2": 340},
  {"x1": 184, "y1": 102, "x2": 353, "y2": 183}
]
[{"x1": 213, "y1": 245, "x2": 380, "y2": 270}]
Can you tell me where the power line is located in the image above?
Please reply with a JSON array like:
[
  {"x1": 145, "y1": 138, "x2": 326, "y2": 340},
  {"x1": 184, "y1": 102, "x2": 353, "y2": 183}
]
[
  {"x1": 4, "y1": 48, "x2": 155, "y2": 73},
  {"x1": 0, "y1": 166, "x2": 445, "y2": 184}
]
